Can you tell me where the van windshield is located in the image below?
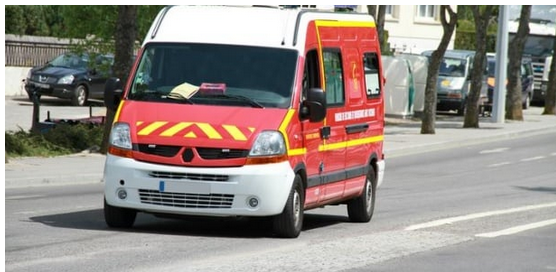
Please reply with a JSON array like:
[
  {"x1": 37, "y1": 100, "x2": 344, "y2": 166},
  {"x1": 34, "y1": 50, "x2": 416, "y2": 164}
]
[
  {"x1": 439, "y1": 58, "x2": 467, "y2": 77},
  {"x1": 129, "y1": 43, "x2": 297, "y2": 108}
]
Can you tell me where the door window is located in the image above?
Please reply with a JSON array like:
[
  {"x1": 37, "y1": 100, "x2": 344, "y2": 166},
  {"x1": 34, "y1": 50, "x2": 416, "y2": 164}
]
[
  {"x1": 363, "y1": 52, "x2": 381, "y2": 99},
  {"x1": 323, "y1": 50, "x2": 344, "y2": 106}
]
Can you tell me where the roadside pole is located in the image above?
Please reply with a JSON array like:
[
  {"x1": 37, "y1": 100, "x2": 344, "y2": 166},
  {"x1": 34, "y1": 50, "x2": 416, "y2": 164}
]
[{"x1": 492, "y1": 5, "x2": 509, "y2": 123}]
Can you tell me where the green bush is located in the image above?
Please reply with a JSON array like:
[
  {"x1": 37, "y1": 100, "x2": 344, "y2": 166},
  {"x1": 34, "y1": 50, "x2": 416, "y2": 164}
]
[{"x1": 5, "y1": 123, "x2": 104, "y2": 158}]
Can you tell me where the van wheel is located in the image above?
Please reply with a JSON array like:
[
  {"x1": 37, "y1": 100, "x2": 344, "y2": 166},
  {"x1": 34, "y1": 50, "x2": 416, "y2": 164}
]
[
  {"x1": 347, "y1": 166, "x2": 376, "y2": 222},
  {"x1": 273, "y1": 175, "x2": 304, "y2": 238},
  {"x1": 104, "y1": 198, "x2": 137, "y2": 228},
  {"x1": 71, "y1": 85, "x2": 88, "y2": 106}
]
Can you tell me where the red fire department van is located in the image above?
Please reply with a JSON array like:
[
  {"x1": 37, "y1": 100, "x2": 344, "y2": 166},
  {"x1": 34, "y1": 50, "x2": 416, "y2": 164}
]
[{"x1": 103, "y1": 5, "x2": 385, "y2": 238}]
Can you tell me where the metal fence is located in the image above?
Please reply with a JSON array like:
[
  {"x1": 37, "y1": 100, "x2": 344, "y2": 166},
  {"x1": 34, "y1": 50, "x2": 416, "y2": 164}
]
[{"x1": 5, "y1": 34, "x2": 74, "y2": 67}]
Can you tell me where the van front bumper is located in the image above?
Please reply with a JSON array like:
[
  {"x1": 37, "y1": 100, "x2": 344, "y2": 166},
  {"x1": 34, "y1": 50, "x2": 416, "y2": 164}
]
[
  {"x1": 437, "y1": 97, "x2": 464, "y2": 112},
  {"x1": 103, "y1": 154, "x2": 295, "y2": 217}
]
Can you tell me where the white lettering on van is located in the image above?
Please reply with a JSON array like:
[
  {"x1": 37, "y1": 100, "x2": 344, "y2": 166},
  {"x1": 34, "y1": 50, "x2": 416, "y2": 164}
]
[{"x1": 335, "y1": 109, "x2": 375, "y2": 122}]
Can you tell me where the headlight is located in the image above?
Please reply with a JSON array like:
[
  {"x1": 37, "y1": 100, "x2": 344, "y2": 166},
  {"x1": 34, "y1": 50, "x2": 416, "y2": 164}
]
[
  {"x1": 110, "y1": 122, "x2": 132, "y2": 150},
  {"x1": 57, "y1": 75, "x2": 75, "y2": 84},
  {"x1": 249, "y1": 131, "x2": 285, "y2": 157}
]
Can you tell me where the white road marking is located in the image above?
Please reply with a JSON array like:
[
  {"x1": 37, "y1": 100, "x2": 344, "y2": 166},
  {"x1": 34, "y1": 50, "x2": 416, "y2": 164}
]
[
  {"x1": 488, "y1": 162, "x2": 511, "y2": 168},
  {"x1": 476, "y1": 218, "x2": 556, "y2": 238},
  {"x1": 5, "y1": 195, "x2": 45, "y2": 200},
  {"x1": 520, "y1": 156, "x2": 545, "y2": 162},
  {"x1": 479, "y1": 148, "x2": 509, "y2": 154},
  {"x1": 550, "y1": 152, "x2": 556, "y2": 157},
  {"x1": 405, "y1": 202, "x2": 556, "y2": 231},
  {"x1": 13, "y1": 205, "x2": 100, "y2": 215}
]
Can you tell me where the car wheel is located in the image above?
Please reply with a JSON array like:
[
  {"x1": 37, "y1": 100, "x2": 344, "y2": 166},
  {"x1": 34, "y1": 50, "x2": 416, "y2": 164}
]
[
  {"x1": 104, "y1": 197, "x2": 137, "y2": 228},
  {"x1": 273, "y1": 175, "x2": 304, "y2": 238},
  {"x1": 71, "y1": 85, "x2": 88, "y2": 106},
  {"x1": 347, "y1": 166, "x2": 376, "y2": 222}
]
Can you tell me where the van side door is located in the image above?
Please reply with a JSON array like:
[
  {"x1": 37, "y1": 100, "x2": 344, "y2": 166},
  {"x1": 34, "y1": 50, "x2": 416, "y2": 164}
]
[{"x1": 315, "y1": 21, "x2": 348, "y2": 202}]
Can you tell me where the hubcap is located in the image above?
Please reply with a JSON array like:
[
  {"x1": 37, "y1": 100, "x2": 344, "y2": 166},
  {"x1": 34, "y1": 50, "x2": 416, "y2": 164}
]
[
  {"x1": 365, "y1": 178, "x2": 372, "y2": 212},
  {"x1": 293, "y1": 190, "x2": 301, "y2": 226},
  {"x1": 77, "y1": 88, "x2": 86, "y2": 105}
]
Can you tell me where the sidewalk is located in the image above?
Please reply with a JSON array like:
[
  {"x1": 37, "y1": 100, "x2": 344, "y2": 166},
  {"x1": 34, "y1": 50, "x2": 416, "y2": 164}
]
[
  {"x1": 384, "y1": 107, "x2": 556, "y2": 158},
  {"x1": 5, "y1": 107, "x2": 556, "y2": 189}
]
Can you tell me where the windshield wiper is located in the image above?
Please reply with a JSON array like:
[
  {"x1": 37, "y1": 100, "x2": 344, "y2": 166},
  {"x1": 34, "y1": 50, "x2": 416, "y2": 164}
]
[{"x1": 205, "y1": 94, "x2": 264, "y2": 108}]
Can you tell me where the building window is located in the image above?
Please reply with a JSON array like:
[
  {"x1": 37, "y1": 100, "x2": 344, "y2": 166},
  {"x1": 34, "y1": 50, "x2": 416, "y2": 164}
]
[
  {"x1": 385, "y1": 5, "x2": 394, "y2": 16},
  {"x1": 416, "y1": 5, "x2": 438, "y2": 21},
  {"x1": 384, "y1": 5, "x2": 399, "y2": 20}
]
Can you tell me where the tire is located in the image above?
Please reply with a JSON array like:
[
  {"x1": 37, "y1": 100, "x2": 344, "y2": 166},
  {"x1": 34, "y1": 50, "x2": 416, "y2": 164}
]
[
  {"x1": 104, "y1": 198, "x2": 137, "y2": 228},
  {"x1": 273, "y1": 175, "x2": 304, "y2": 238},
  {"x1": 71, "y1": 85, "x2": 88, "y2": 106},
  {"x1": 347, "y1": 166, "x2": 376, "y2": 222}
]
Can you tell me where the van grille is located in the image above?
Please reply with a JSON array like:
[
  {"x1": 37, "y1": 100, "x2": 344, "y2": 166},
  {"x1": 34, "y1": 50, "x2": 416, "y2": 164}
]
[
  {"x1": 139, "y1": 189, "x2": 233, "y2": 209},
  {"x1": 149, "y1": 171, "x2": 229, "y2": 182},
  {"x1": 138, "y1": 144, "x2": 181, "y2": 157},
  {"x1": 197, "y1": 148, "x2": 249, "y2": 159}
]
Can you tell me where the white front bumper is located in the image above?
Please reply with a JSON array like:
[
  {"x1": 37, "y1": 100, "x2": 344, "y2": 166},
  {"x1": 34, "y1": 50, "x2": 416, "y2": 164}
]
[{"x1": 104, "y1": 154, "x2": 295, "y2": 217}]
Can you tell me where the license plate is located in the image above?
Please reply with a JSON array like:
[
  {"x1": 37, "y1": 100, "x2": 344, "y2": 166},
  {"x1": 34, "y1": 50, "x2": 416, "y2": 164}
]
[
  {"x1": 35, "y1": 83, "x2": 50, "y2": 89},
  {"x1": 159, "y1": 180, "x2": 210, "y2": 194}
]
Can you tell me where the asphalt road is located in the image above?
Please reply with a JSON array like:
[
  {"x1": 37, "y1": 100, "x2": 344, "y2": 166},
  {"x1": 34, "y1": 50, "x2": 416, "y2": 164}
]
[{"x1": 5, "y1": 132, "x2": 556, "y2": 272}]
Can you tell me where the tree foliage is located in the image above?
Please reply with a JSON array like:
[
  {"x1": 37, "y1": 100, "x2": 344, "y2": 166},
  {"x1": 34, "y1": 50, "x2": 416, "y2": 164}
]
[
  {"x1": 5, "y1": 5, "x2": 163, "y2": 44},
  {"x1": 455, "y1": 6, "x2": 498, "y2": 52}
]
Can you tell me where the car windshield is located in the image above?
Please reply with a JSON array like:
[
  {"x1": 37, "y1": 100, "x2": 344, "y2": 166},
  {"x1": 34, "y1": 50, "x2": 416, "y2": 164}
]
[
  {"x1": 487, "y1": 58, "x2": 531, "y2": 78},
  {"x1": 49, "y1": 53, "x2": 90, "y2": 69},
  {"x1": 129, "y1": 43, "x2": 298, "y2": 108},
  {"x1": 439, "y1": 58, "x2": 467, "y2": 77}
]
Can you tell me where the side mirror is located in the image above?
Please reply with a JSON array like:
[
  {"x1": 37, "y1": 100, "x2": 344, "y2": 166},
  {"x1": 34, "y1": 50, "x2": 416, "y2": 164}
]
[
  {"x1": 104, "y1": 77, "x2": 123, "y2": 111},
  {"x1": 301, "y1": 88, "x2": 326, "y2": 122}
]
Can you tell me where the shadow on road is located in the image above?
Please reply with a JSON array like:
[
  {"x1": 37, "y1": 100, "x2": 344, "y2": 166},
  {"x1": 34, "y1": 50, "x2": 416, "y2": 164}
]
[
  {"x1": 514, "y1": 186, "x2": 556, "y2": 195},
  {"x1": 29, "y1": 209, "x2": 348, "y2": 238}
]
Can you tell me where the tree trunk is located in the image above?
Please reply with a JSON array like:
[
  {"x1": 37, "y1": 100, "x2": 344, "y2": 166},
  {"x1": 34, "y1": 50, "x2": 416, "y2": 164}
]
[
  {"x1": 421, "y1": 6, "x2": 457, "y2": 134},
  {"x1": 377, "y1": 6, "x2": 387, "y2": 53},
  {"x1": 367, "y1": 5, "x2": 387, "y2": 54},
  {"x1": 506, "y1": 6, "x2": 531, "y2": 121},
  {"x1": 101, "y1": 6, "x2": 138, "y2": 154},
  {"x1": 367, "y1": 5, "x2": 377, "y2": 19},
  {"x1": 542, "y1": 36, "x2": 556, "y2": 115},
  {"x1": 464, "y1": 6, "x2": 494, "y2": 128}
]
